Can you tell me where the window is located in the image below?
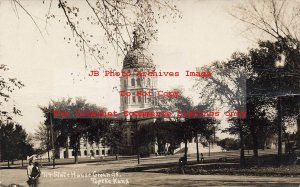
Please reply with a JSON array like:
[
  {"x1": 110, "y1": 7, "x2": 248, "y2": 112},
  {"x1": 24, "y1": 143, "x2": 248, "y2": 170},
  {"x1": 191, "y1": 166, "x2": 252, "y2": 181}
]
[
  {"x1": 137, "y1": 78, "x2": 141, "y2": 86},
  {"x1": 131, "y1": 78, "x2": 135, "y2": 86},
  {"x1": 96, "y1": 150, "x2": 99, "y2": 155},
  {"x1": 78, "y1": 151, "x2": 81, "y2": 156},
  {"x1": 132, "y1": 93, "x2": 136, "y2": 103},
  {"x1": 124, "y1": 80, "x2": 127, "y2": 88},
  {"x1": 153, "y1": 92, "x2": 156, "y2": 104},
  {"x1": 102, "y1": 150, "x2": 105, "y2": 155},
  {"x1": 147, "y1": 78, "x2": 151, "y2": 86},
  {"x1": 84, "y1": 150, "x2": 87, "y2": 156},
  {"x1": 138, "y1": 96, "x2": 142, "y2": 103}
]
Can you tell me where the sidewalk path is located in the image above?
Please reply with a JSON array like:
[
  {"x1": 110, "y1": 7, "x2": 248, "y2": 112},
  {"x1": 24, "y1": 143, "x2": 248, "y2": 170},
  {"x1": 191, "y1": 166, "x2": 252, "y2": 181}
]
[{"x1": 1, "y1": 158, "x2": 299, "y2": 187}]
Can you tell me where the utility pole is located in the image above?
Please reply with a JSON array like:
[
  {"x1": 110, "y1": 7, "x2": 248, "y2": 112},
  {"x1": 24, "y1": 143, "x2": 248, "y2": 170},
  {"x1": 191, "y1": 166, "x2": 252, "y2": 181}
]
[{"x1": 50, "y1": 111, "x2": 55, "y2": 168}]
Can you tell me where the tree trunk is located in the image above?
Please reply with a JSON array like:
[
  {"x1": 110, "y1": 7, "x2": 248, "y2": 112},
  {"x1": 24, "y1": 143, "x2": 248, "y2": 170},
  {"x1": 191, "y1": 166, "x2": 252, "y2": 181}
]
[
  {"x1": 116, "y1": 145, "x2": 119, "y2": 160},
  {"x1": 253, "y1": 135, "x2": 259, "y2": 165},
  {"x1": 239, "y1": 119, "x2": 245, "y2": 167},
  {"x1": 65, "y1": 138, "x2": 69, "y2": 159},
  {"x1": 47, "y1": 150, "x2": 50, "y2": 162},
  {"x1": 208, "y1": 141, "x2": 211, "y2": 156},
  {"x1": 297, "y1": 114, "x2": 300, "y2": 133},
  {"x1": 250, "y1": 121, "x2": 259, "y2": 165},
  {"x1": 74, "y1": 147, "x2": 79, "y2": 164},
  {"x1": 104, "y1": 143, "x2": 106, "y2": 156},
  {"x1": 22, "y1": 159, "x2": 24, "y2": 167},
  {"x1": 7, "y1": 160, "x2": 10, "y2": 168},
  {"x1": 75, "y1": 155, "x2": 78, "y2": 164},
  {"x1": 184, "y1": 137, "x2": 188, "y2": 158},
  {"x1": 196, "y1": 133, "x2": 199, "y2": 163},
  {"x1": 262, "y1": 137, "x2": 265, "y2": 150}
]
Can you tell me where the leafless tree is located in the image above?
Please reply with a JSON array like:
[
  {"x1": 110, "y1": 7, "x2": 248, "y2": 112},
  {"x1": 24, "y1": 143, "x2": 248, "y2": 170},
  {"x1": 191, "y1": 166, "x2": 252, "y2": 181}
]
[
  {"x1": 230, "y1": 0, "x2": 300, "y2": 47},
  {"x1": 10, "y1": 0, "x2": 181, "y2": 68},
  {"x1": 0, "y1": 64, "x2": 24, "y2": 123}
]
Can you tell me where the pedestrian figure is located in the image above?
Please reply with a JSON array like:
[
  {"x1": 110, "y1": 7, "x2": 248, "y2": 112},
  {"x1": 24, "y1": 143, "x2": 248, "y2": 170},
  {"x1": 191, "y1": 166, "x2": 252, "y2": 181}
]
[
  {"x1": 27, "y1": 160, "x2": 33, "y2": 184},
  {"x1": 179, "y1": 155, "x2": 187, "y2": 174},
  {"x1": 200, "y1": 153, "x2": 204, "y2": 163},
  {"x1": 28, "y1": 162, "x2": 40, "y2": 187}
]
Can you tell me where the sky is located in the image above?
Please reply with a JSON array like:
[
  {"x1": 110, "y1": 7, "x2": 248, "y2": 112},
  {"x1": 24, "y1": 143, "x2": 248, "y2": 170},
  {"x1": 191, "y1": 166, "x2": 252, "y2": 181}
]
[{"x1": 0, "y1": 0, "x2": 256, "y2": 135}]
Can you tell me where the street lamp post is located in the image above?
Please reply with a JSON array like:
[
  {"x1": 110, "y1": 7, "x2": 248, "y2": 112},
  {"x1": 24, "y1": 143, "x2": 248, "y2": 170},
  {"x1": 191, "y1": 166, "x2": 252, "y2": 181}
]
[{"x1": 275, "y1": 53, "x2": 285, "y2": 166}]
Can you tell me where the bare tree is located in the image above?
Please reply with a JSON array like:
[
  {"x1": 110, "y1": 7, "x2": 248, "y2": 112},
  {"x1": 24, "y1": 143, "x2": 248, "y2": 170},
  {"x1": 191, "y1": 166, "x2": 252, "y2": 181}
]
[
  {"x1": 230, "y1": 0, "x2": 300, "y2": 47},
  {"x1": 10, "y1": 0, "x2": 181, "y2": 67},
  {"x1": 0, "y1": 64, "x2": 24, "y2": 123}
]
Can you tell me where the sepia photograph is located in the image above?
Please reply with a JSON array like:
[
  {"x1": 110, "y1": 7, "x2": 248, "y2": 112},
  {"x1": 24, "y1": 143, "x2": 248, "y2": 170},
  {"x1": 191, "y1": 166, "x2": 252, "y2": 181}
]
[{"x1": 0, "y1": 0, "x2": 299, "y2": 186}]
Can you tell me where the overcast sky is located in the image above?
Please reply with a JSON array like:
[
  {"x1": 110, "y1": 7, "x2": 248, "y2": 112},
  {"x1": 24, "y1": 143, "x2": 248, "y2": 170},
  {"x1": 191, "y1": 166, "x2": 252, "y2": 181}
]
[{"x1": 0, "y1": 0, "x2": 256, "y2": 134}]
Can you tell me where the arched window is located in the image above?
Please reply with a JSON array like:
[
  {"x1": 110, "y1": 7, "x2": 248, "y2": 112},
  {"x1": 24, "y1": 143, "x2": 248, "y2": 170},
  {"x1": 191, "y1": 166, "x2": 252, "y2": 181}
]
[
  {"x1": 137, "y1": 78, "x2": 141, "y2": 86},
  {"x1": 131, "y1": 78, "x2": 135, "y2": 86},
  {"x1": 124, "y1": 97, "x2": 127, "y2": 104},
  {"x1": 124, "y1": 80, "x2": 127, "y2": 88},
  {"x1": 132, "y1": 92, "x2": 136, "y2": 103},
  {"x1": 147, "y1": 78, "x2": 151, "y2": 86}
]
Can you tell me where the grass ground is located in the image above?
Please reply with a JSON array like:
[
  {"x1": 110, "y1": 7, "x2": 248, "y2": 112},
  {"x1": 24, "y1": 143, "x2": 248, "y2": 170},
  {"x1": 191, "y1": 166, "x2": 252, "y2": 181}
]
[{"x1": 1, "y1": 149, "x2": 299, "y2": 186}]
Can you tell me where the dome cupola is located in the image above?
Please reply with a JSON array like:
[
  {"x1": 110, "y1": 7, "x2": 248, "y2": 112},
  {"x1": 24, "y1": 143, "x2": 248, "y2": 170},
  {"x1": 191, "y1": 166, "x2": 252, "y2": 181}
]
[{"x1": 122, "y1": 30, "x2": 155, "y2": 69}]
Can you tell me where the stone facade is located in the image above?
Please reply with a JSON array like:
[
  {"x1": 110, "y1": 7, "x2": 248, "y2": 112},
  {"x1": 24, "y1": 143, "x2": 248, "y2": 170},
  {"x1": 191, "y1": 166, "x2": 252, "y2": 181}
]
[{"x1": 118, "y1": 31, "x2": 158, "y2": 155}]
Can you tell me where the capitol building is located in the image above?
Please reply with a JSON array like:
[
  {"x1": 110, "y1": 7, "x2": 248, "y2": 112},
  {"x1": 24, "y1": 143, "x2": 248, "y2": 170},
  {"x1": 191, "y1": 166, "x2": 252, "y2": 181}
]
[
  {"x1": 118, "y1": 31, "x2": 160, "y2": 155},
  {"x1": 53, "y1": 31, "x2": 221, "y2": 159},
  {"x1": 53, "y1": 32, "x2": 159, "y2": 159}
]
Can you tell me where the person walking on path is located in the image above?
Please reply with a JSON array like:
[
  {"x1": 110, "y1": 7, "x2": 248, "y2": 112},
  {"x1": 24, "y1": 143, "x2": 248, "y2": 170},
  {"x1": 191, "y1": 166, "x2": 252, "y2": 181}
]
[{"x1": 27, "y1": 162, "x2": 40, "y2": 187}]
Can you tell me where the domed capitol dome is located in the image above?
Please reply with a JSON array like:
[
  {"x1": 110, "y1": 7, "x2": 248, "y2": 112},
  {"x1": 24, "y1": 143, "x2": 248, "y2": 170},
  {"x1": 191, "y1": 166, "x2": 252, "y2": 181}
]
[{"x1": 122, "y1": 31, "x2": 155, "y2": 69}]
